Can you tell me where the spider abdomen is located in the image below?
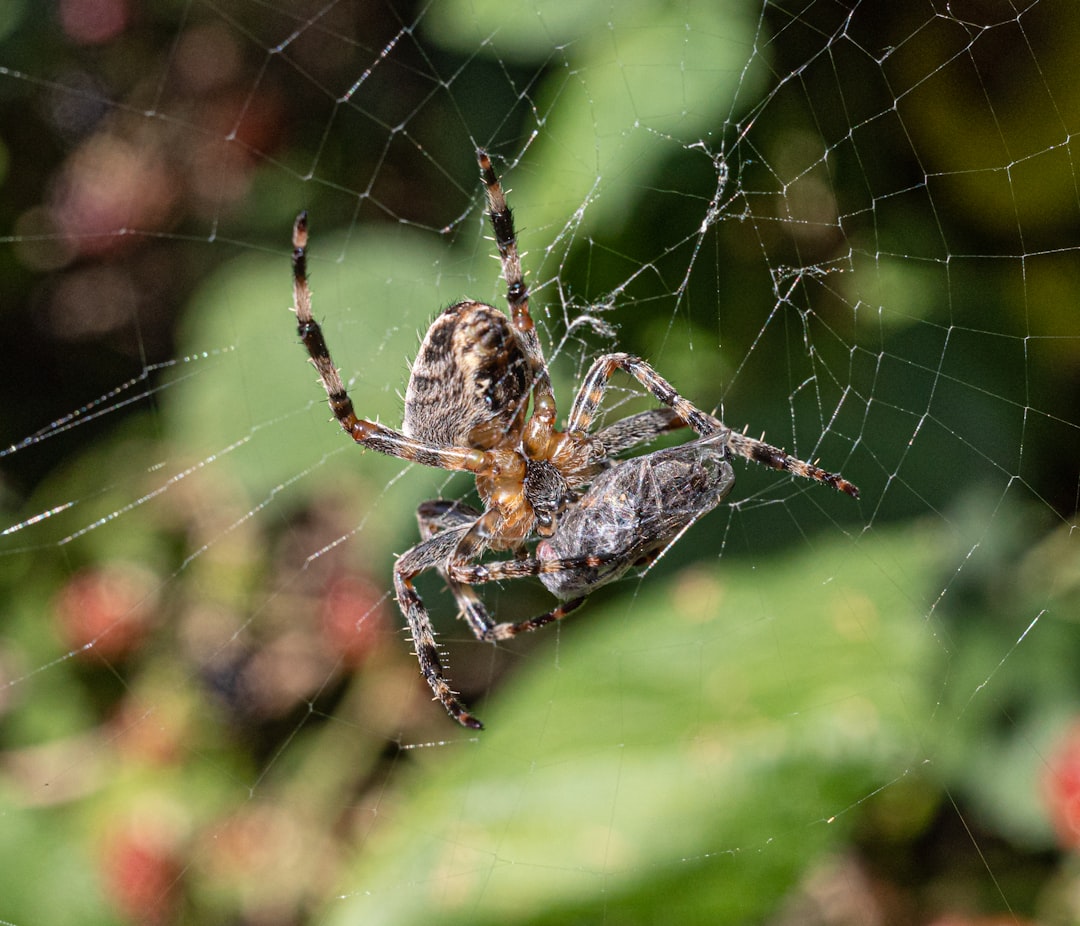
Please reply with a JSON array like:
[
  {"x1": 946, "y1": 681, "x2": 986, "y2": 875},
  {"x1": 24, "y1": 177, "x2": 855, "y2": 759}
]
[
  {"x1": 403, "y1": 301, "x2": 531, "y2": 450},
  {"x1": 538, "y1": 435, "x2": 735, "y2": 599}
]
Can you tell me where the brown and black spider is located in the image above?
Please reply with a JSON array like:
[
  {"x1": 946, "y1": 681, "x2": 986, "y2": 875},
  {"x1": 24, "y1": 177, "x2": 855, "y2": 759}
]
[{"x1": 290, "y1": 149, "x2": 858, "y2": 729}]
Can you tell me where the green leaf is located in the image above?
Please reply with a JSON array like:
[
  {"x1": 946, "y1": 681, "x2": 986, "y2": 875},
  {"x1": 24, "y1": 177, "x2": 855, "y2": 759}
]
[
  {"x1": 429, "y1": 0, "x2": 766, "y2": 241},
  {"x1": 321, "y1": 521, "x2": 939, "y2": 925}
]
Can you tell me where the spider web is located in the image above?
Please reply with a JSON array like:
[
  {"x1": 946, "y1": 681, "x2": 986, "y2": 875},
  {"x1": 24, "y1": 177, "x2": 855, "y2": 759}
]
[{"x1": 1, "y1": 1, "x2": 1079, "y2": 923}]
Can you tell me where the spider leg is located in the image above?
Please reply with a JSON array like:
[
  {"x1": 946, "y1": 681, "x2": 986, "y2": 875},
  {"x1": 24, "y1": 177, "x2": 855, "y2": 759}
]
[
  {"x1": 444, "y1": 542, "x2": 589, "y2": 640},
  {"x1": 393, "y1": 526, "x2": 484, "y2": 730},
  {"x1": 398, "y1": 508, "x2": 586, "y2": 722},
  {"x1": 416, "y1": 499, "x2": 496, "y2": 641},
  {"x1": 721, "y1": 428, "x2": 859, "y2": 497},
  {"x1": 593, "y1": 407, "x2": 686, "y2": 455},
  {"x1": 291, "y1": 213, "x2": 490, "y2": 475},
  {"x1": 448, "y1": 548, "x2": 617, "y2": 587},
  {"x1": 444, "y1": 496, "x2": 627, "y2": 590},
  {"x1": 431, "y1": 508, "x2": 589, "y2": 640},
  {"x1": 476, "y1": 151, "x2": 549, "y2": 393},
  {"x1": 416, "y1": 499, "x2": 480, "y2": 532},
  {"x1": 476, "y1": 150, "x2": 560, "y2": 457},
  {"x1": 438, "y1": 542, "x2": 591, "y2": 640},
  {"x1": 567, "y1": 352, "x2": 859, "y2": 498},
  {"x1": 566, "y1": 352, "x2": 720, "y2": 438},
  {"x1": 444, "y1": 519, "x2": 604, "y2": 591},
  {"x1": 480, "y1": 597, "x2": 587, "y2": 641}
]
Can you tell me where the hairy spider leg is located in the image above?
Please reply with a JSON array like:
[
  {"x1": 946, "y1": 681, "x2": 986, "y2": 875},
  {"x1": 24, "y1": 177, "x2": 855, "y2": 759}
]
[
  {"x1": 416, "y1": 499, "x2": 495, "y2": 640},
  {"x1": 476, "y1": 150, "x2": 559, "y2": 460},
  {"x1": 398, "y1": 510, "x2": 588, "y2": 727},
  {"x1": 482, "y1": 596, "x2": 587, "y2": 641},
  {"x1": 441, "y1": 514, "x2": 590, "y2": 639},
  {"x1": 722, "y1": 428, "x2": 859, "y2": 497},
  {"x1": 567, "y1": 352, "x2": 860, "y2": 498},
  {"x1": 439, "y1": 507, "x2": 607, "y2": 605},
  {"x1": 291, "y1": 212, "x2": 491, "y2": 475},
  {"x1": 475, "y1": 150, "x2": 545, "y2": 388},
  {"x1": 393, "y1": 527, "x2": 484, "y2": 729},
  {"x1": 566, "y1": 352, "x2": 722, "y2": 438},
  {"x1": 592, "y1": 407, "x2": 686, "y2": 455}
]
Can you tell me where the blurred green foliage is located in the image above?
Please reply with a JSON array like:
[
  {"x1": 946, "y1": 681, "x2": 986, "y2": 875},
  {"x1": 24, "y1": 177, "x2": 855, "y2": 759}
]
[
  {"x1": 1, "y1": 0, "x2": 1079, "y2": 924},
  {"x1": 325, "y1": 523, "x2": 941, "y2": 925}
]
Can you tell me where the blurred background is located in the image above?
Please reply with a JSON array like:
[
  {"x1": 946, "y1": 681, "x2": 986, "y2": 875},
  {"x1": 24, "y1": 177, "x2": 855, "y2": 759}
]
[{"x1": 1, "y1": 1, "x2": 1079, "y2": 923}]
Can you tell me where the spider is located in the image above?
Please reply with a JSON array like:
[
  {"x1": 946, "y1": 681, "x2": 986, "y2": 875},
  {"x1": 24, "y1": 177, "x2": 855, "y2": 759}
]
[{"x1": 290, "y1": 149, "x2": 858, "y2": 729}]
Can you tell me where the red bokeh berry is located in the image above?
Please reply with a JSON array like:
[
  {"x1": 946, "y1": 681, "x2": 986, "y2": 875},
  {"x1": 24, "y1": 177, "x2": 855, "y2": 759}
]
[
  {"x1": 319, "y1": 574, "x2": 387, "y2": 668},
  {"x1": 1043, "y1": 721, "x2": 1080, "y2": 849},
  {"x1": 102, "y1": 819, "x2": 183, "y2": 926},
  {"x1": 53, "y1": 564, "x2": 158, "y2": 661}
]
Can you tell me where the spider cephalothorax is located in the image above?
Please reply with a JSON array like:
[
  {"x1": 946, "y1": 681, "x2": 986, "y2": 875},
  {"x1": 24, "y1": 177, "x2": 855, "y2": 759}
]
[{"x1": 291, "y1": 149, "x2": 858, "y2": 729}]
